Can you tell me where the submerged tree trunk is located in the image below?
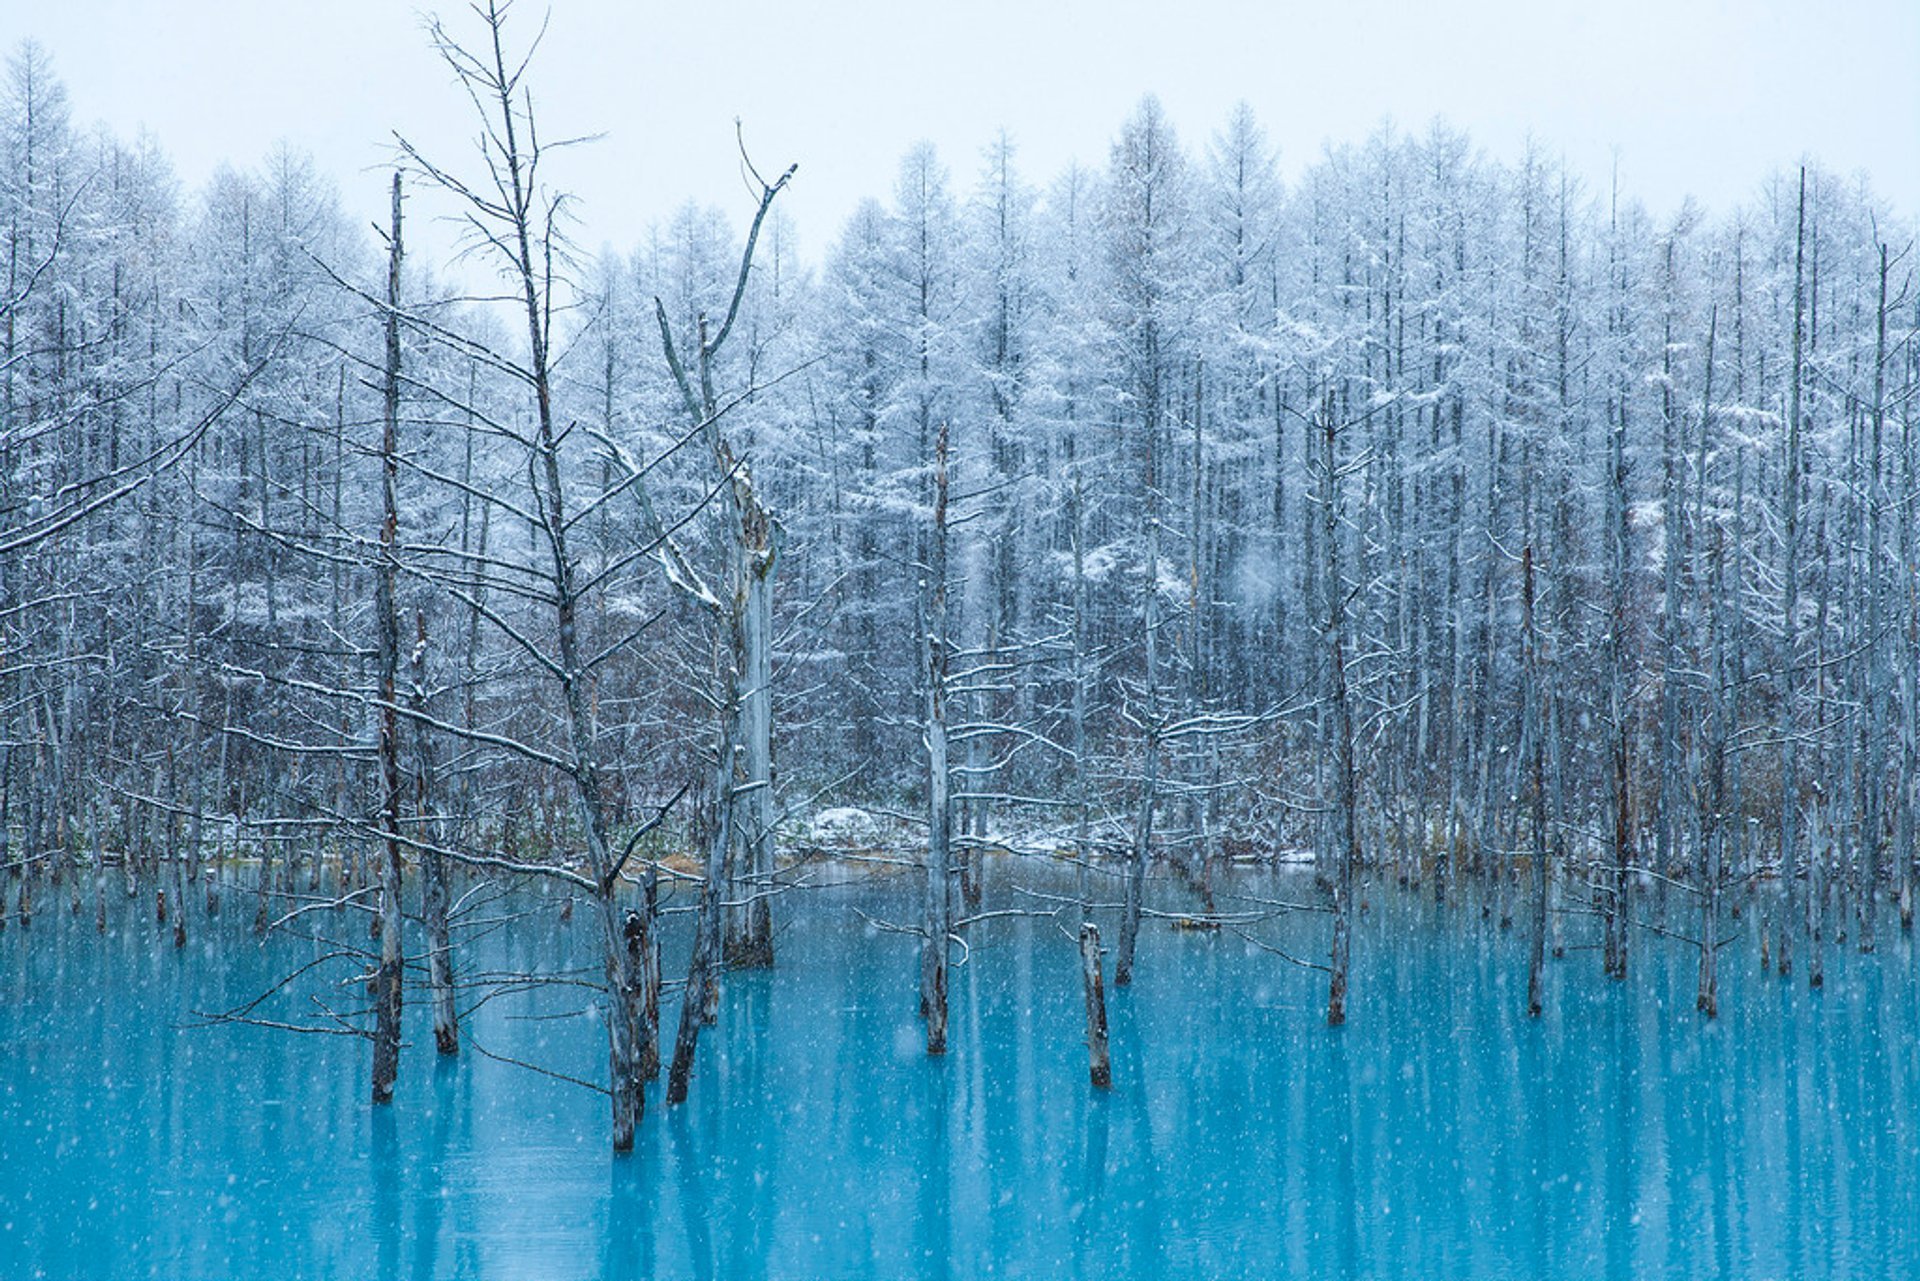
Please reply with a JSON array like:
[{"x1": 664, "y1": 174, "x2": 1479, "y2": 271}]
[
  {"x1": 1322, "y1": 396, "x2": 1357, "y2": 1027},
  {"x1": 622, "y1": 908, "x2": 647, "y2": 1113},
  {"x1": 1523, "y1": 547, "x2": 1546, "y2": 1017},
  {"x1": 1779, "y1": 169, "x2": 1807, "y2": 982},
  {"x1": 1807, "y1": 485, "x2": 1831, "y2": 991},
  {"x1": 645, "y1": 165, "x2": 792, "y2": 1101},
  {"x1": 1116, "y1": 408, "x2": 1161, "y2": 989},
  {"x1": 721, "y1": 467, "x2": 778, "y2": 970},
  {"x1": 1860, "y1": 243, "x2": 1890, "y2": 954},
  {"x1": 669, "y1": 637, "x2": 740, "y2": 1102},
  {"x1": 1, "y1": 749, "x2": 16, "y2": 929},
  {"x1": 727, "y1": 540, "x2": 776, "y2": 967},
  {"x1": 411, "y1": 612, "x2": 457, "y2": 1055},
  {"x1": 1903, "y1": 352, "x2": 1918, "y2": 933},
  {"x1": 1070, "y1": 472, "x2": 1092, "y2": 926},
  {"x1": 652, "y1": 169, "x2": 794, "y2": 980},
  {"x1": 1603, "y1": 205, "x2": 1633, "y2": 981},
  {"x1": 959, "y1": 626, "x2": 990, "y2": 913},
  {"x1": 404, "y1": 9, "x2": 644, "y2": 1146},
  {"x1": 370, "y1": 171, "x2": 406, "y2": 1108},
  {"x1": 1698, "y1": 586, "x2": 1724, "y2": 1016},
  {"x1": 1697, "y1": 311, "x2": 1722, "y2": 1019},
  {"x1": 920, "y1": 424, "x2": 953, "y2": 1054},
  {"x1": 638, "y1": 865, "x2": 662, "y2": 1080},
  {"x1": 1079, "y1": 922, "x2": 1111, "y2": 1088}
]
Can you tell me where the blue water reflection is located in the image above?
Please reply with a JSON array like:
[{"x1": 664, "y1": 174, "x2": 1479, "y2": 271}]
[{"x1": 2, "y1": 870, "x2": 1915, "y2": 1278}]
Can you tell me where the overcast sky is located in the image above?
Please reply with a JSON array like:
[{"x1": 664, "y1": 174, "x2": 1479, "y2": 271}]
[{"x1": 9, "y1": 0, "x2": 1918, "y2": 259}]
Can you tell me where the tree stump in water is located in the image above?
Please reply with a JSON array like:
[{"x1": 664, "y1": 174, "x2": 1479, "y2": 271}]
[{"x1": 1079, "y1": 922, "x2": 1111, "y2": 1089}]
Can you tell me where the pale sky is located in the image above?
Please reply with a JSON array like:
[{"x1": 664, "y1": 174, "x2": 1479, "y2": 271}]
[{"x1": 8, "y1": 0, "x2": 1918, "y2": 259}]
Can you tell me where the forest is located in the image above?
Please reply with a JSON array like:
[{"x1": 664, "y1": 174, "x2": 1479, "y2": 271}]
[{"x1": 2, "y1": 1, "x2": 1916, "y2": 1169}]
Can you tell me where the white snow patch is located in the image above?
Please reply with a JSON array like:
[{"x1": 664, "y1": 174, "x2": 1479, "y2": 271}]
[{"x1": 806, "y1": 806, "x2": 884, "y2": 847}]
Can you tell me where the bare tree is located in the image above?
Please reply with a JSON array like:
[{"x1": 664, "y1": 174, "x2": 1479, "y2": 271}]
[
  {"x1": 1320, "y1": 390, "x2": 1357, "y2": 1027},
  {"x1": 650, "y1": 143, "x2": 794, "y2": 973},
  {"x1": 1777, "y1": 169, "x2": 1807, "y2": 982},
  {"x1": 394, "y1": 0, "x2": 663, "y2": 1150},
  {"x1": 370, "y1": 170, "x2": 406, "y2": 1105},
  {"x1": 920, "y1": 423, "x2": 953, "y2": 1052}
]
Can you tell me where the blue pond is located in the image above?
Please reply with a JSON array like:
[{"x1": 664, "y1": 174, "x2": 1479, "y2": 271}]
[{"x1": 2, "y1": 867, "x2": 1917, "y2": 1279}]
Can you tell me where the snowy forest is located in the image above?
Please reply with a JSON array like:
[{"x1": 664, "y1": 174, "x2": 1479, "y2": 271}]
[{"x1": 3, "y1": 0, "x2": 1918, "y2": 1217}]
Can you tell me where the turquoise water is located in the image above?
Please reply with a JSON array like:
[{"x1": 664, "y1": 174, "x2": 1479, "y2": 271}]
[{"x1": 2, "y1": 870, "x2": 1917, "y2": 1279}]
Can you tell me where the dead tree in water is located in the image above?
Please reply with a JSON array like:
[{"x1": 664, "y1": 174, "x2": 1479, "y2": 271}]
[
  {"x1": 1861, "y1": 240, "x2": 1894, "y2": 949},
  {"x1": 1807, "y1": 486, "x2": 1831, "y2": 990},
  {"x1": 1901, "y1": 236, "x2": 1919, "y2": 933},
  {"x1": 1602, "y1": 186, "x2": 1634, "y2": 981},
  {"x1": 1777, "y1": 169, "x2": 1807, "y2": 981},
  {"x1": 1113, "y1": 389, "x2": 1161, "y2": 990},
  {"x1": 636, "y1": 868, "x2": 663, "y2": 1080},
  {"x1": 1079, "y1": 922, "x2": 1111, "y2": 1087},
  {"x1": 370, "y1": 170, "x2": 405, "y2": 1107},
  {"x1": 650, "y1": 143, "x2": 794, "y2": 976},
  {"x1": 410, "y1": 611, "x2": 457, "y2": 1055},
  {"x1": 1320, "y1": 392, "x2": 1357, "y2": 1027},
  {"x1": 668, "y1": 659, "x2": 740, "y2": 1099},
  {"x1": 638, "y1": 139, "x2": 792, "y2": 1101},
  {"x1": 1694, "y1": 307, "x2": 1723, "y2": 1019},
  {"x1": 394, "y1": 1, "x2": 673, "y2": 1149},
  {"x1": 1697, "y1": 528, "x2": 1727, "y2": 1018},
  {"x1": 920, "y1": 424, "x2": 954, "y2": 1053},
  {"x1": 1523, "y1": 545, "x2": 1546, "y2": 1018},
  {"x1": 1070, "y1": 470, "x2": 1093, "y2": 926}
]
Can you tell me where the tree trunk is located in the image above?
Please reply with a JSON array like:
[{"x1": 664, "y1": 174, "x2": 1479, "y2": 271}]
[
  {"x1": 1697, "y1": 311, "x2": 1723, "y2": 1019},
  {"x1": 733, "y1": 544, "x2": 776, "y2": 966},
  {"x1": 1807, "y1": 484, "x2": 1831, "y2": 991},
  {"x1": 921, "y1": 424, "x2": 953, "y2": 1054},
  {"x1": 370, "y1": 170, "x2": 406, "y2": 1109},
  {"x1": 412, "y1": 611, "x2": 458, "y2": 1055},
  {"x1": 724, "y1": 503, "x2": 777, "y2": 968},
  {"x1": 1859, "y1": 243, "x2": 1889, "y2": 954},
  {"x1": 1116, "y1": 407, "x2": 1161, "y2": 989},
  {"x1": 1779, "y1": 169, "x2": 1806, "y2": 983},
  {"x1": 89, "y1": 800, "x2": 104, "y2": 935},
  {"x1": 1323, "y1": 396, "x2": 1357, "y2": 1027},
  {"x1": 1079, "y1": 922, "x2": 1111, "y2": 1088},
  {"x1": 638, "y1": 866, "x2": 662, "y2": 1080},
  {"x1": 1604, "y1": 208, "x2": 1633, "y2": 981},
  {"x1": 1070, "y1": 472, "x2": 1092, "y2": 925},
  {"x1": 1524, "y1": 547, "x2": 1546, "y2": 1017},
  {"x1": 620, "y1": 907, "x2": 647, "y2": 1127},
  {"x1": 460, "y1": 21, "x2": 646, "y2": 1146},
  {"x1": 668, "y1": 659, "x2": 738, "y2": 1103}
]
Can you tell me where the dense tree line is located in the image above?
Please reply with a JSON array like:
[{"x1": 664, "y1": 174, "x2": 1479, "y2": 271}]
[{"x1": 2, "y1": 12, "x2": 1915, "y2": 1145}]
